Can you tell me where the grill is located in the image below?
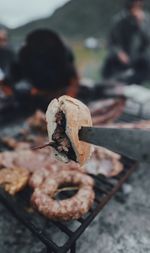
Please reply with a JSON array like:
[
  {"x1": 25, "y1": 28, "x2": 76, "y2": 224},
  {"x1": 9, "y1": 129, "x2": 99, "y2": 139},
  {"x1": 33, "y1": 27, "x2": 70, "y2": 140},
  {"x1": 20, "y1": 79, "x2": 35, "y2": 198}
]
[
  {"x1": 0, "y1": 157, "x2": 136, "y2": 253},
  {"x1": 0, "y1": 97, "x2": 147, "y2": 253}
]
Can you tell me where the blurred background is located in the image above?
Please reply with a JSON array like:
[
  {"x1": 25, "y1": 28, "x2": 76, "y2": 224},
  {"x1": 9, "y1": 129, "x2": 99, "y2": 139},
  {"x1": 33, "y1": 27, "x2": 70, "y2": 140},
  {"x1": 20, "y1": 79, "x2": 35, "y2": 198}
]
[
  {"x1": 0, "y1": 0, "x2": 109, "y2": 81},
  {"x1": 1, "y1": 0, "x2": 148, "y2": 81},
  {"x1": 1, "y1": 2, "x2": 150, "y2": 253},
  {"x1": 0, "y1": 0, "x2": 150, "y2": 115}
]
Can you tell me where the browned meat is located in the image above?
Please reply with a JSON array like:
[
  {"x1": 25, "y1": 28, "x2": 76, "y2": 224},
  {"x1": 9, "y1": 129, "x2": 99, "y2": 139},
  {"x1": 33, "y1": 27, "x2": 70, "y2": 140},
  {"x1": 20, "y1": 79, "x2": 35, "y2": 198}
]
[
  {"x1": 52, "y1": 111, "x2": 76, "y2": 161},
  {"x1": 55, "y1": 111, "x2": 65, "y2": 125},
  {"x1": 0, "y1": 167, "x2": 29, "y2": 195},
  {"x1": 29, "y1": 160, "x2": 81, "y2": 189},
  {"x1": 52, "y1": 127, "x2": 70, "y2": 152},
  {"x1": 0, "y1": 149, "x2": 53, "y2": 172},
  {"x1": 90, "y1": 99, "x2": 125, "y2": 125},
  {"x1": 1, "y1": 137, "x2": 31, "y2": 150},
  {"x1": 31, "y1": 170, "x2": 95, "y2": 220},
  {"x1": 85, "y1": 147, "x2": 123, "y2": 177},
  {"x1": 27, "y1": 110, "x2": 47, "y2": 133},
  {"x1": 0, "y1": 148, "x2": 81, "y2": 174}
]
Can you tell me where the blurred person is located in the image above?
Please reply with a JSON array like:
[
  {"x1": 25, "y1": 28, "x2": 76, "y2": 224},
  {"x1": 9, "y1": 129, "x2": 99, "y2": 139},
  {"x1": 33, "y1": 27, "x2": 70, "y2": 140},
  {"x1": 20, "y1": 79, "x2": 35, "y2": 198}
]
[
  {"x1": 11, "y1": 29, "x2": 79, "y2": 109},
  {"x1": 0, "y1": 25, "x2": 15, "y2": 84},
  {"x1": 0, "y1": 25, "x2": 16, "y2": 116},
  {"x1": 102, "y1": 0, "x2": 150, "y2": 84},
  {"x1": 11, "y1": 29, "x2": 115, "y2": 106},
  {"x1": 9, "y1": 28, "x2": 125, "y2": 124}
]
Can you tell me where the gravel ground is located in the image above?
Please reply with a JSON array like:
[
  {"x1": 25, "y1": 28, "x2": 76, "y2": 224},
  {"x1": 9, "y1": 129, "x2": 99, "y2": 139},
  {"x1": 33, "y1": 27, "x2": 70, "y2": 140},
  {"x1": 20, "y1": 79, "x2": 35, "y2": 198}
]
[{"x1": 0, "y1": 163, "x2": 150, "y2": 253}]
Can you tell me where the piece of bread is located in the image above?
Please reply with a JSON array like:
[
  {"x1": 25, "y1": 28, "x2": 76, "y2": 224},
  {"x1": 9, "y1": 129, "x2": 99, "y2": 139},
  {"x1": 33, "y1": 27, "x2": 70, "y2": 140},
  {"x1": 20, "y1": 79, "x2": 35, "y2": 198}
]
[{"x1": 46, "y1": 95, "x2": 93, "y2": 166}]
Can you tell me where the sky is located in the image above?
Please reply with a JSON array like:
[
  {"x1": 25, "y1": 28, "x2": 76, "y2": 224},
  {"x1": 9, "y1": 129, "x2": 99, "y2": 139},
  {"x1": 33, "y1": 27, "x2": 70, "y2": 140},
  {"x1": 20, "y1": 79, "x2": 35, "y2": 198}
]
[{"x1": 0, "y1": 0, "x2": 69, "y2": 28}]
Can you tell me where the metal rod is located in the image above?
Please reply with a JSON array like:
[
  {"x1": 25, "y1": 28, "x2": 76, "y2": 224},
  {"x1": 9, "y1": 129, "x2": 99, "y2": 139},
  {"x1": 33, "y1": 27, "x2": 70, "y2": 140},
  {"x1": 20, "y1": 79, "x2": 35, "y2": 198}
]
[
  {"x1": 46, "y1": 247, "x2": 53, "y2": 253},
  {"x1": 32, "y1": 142, "x2": 54, "y2": 150},
  {"x1": 70, "y1": 243, "x2": 76, "y2": 253}
]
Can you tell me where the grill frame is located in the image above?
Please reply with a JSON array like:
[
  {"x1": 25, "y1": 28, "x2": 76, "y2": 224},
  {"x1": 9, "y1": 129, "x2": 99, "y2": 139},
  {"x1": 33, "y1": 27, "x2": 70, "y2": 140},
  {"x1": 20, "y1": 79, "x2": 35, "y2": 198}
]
[
  {"x1": 0, "y1": 158, "x2": 136, "y2": 253},
  {"x1": 0, "y1": 106, "x2": 142, "y2": 253}
]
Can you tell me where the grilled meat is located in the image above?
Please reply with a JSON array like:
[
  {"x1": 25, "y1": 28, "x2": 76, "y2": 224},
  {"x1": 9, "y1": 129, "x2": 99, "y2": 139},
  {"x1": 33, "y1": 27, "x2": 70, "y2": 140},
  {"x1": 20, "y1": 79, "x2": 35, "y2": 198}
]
[
  {"x1": 0, "y1": 147, "x2": 81, "y2": 174},
  {"x1": 0, "y1": 149, "x2": 54, "y2": 173},
  {"x1": 90, "y1": 99, "x2": 125, "y2": 125},
  {"x1": 31, "y1": 170, "x2": 95, "y2": 221},
  {"x1": 0, "y1": 167, "x2": 29, "y2": 195},
  {"x1": 1, "y1": 137, "x2": 31, "y2": 150},
  {"x1": 27, "y1": 110, "x2": 47, "y2": 133},
  {"x1": 52, "y1": 111, "x2": 76, "y2": 161},
  {"x1": 85, "y1": 147, "x2": 123, "y2": 177}
]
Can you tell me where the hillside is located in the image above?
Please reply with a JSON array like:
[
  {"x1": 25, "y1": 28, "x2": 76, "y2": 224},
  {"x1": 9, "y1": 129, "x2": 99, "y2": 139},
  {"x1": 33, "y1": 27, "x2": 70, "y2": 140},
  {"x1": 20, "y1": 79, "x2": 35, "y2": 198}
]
[{"x1": 10, "y1": 0, "x2": 150, "y2": 44}]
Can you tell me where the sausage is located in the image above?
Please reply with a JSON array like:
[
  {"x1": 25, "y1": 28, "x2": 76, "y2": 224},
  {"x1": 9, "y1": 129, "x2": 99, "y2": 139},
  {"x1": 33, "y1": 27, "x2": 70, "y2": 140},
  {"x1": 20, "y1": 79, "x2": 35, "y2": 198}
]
[{"x1": 31, "y1": 170, "x2": 95, "y2": 220}]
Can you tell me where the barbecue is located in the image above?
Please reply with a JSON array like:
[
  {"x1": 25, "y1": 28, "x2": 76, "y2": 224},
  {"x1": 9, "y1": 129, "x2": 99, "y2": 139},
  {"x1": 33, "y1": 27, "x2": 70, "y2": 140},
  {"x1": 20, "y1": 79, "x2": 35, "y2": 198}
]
[
  {"x1": 0, "y1": 158, "x2": 136, "y2": 253},
  {"x1": 0, "y1": 94, "x2": 149, "y2": 253}
]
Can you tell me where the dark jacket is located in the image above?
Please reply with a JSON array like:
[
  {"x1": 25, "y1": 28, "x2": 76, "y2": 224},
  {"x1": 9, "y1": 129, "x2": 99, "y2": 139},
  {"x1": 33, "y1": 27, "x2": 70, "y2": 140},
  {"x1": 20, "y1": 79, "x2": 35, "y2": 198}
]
[
  {"x1": 0, "y1": 47, "x2": 15, "y2": 82},
  {"x1": 109, "y1": 10, "x2": 150, "y2": 62},
  {"x1": 11, "y1": 29, "x2": 78, "y2": 91}
]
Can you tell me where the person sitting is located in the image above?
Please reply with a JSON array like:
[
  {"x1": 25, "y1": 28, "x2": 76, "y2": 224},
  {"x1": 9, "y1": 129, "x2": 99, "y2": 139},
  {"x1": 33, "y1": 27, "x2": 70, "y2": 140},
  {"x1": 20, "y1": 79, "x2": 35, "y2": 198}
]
[
  {"x1": 11, "y1": 29, "x2": 79, "y2": 109},
  {"x1": 0, "y1": 25, "x2": 15, "y2": 85},
  {"x1": 9, "y1": 28, "x2": 125, "y2": 124},
  {"x1": 102, "y1": 0, "x2": 150, "y2": 84}
]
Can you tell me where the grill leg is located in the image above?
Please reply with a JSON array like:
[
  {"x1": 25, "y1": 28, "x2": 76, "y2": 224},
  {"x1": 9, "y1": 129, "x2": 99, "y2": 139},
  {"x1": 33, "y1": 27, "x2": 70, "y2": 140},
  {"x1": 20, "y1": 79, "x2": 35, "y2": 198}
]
[
  {"x1": 46, "y1": 247, "x2": 53, "y2": 253},
  {"x1": 70, "y1": 243, "x2": 76, "y2": 253},
  {"x1": 42, "y1": 247, "x2": 53, "y2": 253},
  {"x1": 46, "y1": 249, "x2": 53, "y2": 253}
]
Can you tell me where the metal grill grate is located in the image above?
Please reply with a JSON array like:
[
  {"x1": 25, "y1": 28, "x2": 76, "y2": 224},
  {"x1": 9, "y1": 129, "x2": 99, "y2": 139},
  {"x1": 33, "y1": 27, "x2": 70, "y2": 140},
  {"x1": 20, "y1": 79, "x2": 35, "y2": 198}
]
[
  {"x1": 0, "y1": 103, "x2": 145, "y2": 253},
  {"x1": 0, "y1": 158, "x2": 136, "y2": 253}
]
